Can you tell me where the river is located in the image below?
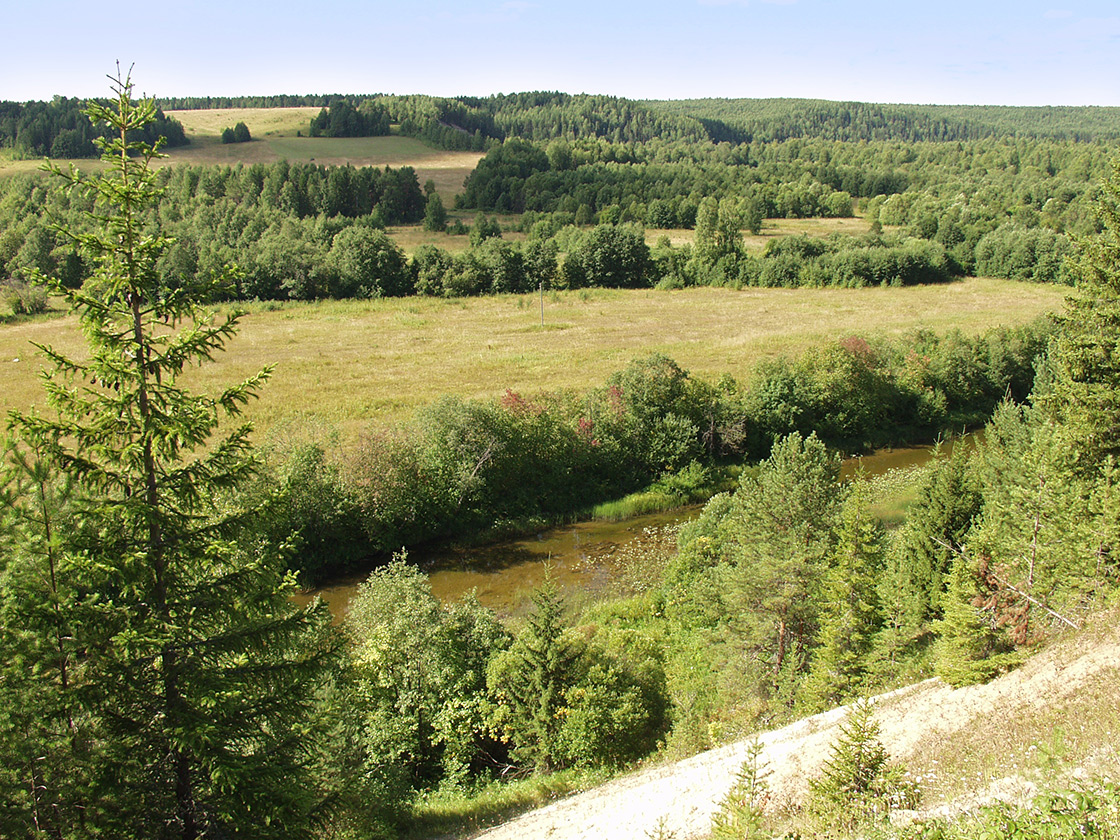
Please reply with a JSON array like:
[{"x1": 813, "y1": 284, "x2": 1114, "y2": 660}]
[{"x1": 297, "y1": 438, "x2": 968, "y2": 622}]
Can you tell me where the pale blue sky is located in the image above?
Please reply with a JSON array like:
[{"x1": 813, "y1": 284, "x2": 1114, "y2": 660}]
[{"x1": 6, "y1": 1, "x2": 1120, "y2": 105}]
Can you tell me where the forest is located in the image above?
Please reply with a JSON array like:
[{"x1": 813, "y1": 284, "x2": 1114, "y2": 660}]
[
  {"x1": 3, "y1": 90, "x2": 1116, "y2": 309},
  {"x1": 0, "y1": 78, "x2": 1119, "y2": 840}
]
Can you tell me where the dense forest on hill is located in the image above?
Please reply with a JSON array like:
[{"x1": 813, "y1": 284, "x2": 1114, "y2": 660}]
[
  {"x1": 0, "y1": 96, "x2": 187, "y2": 158},
  {"x1": 145, "y1": 91, "x2": 1120, "y2": 145},
  {"x1": 4, "y1": 89, "x2": 1117, "y2": 302},
  {"x1": 647, "y1": 98, "x2": 1120, "y2": 143}
]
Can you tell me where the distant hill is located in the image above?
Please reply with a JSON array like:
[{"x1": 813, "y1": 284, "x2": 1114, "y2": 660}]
[
  {"x1": 7, "y1": 93, "x2": 1119, "y2": 162},
  {"x1": 155, "y1": 92, "x2": 1120, "y2": 146},
  {"x1": 645, "y1": 98, "x2": 1120, "y2": 143},
  {"x1": 0, "y1": 97, "x2": 187, "y2": 159}
]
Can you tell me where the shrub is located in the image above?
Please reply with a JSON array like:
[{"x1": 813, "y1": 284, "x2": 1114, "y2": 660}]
[
  {"x1": 1, "y1": 279, "x2": 48, "y2": 315},
  {"x1": 808, "y1": 701, "x2": 921, "y2": 833}
]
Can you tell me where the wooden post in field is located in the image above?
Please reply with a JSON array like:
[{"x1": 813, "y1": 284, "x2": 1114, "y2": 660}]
[{"x1": 540, "y1": 279, "x2": 544, "y2": 326}]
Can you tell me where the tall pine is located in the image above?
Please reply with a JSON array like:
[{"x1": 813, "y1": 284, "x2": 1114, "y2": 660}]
[{"x1": 0, "y1": 71, "x2": 337, "y2": 839}]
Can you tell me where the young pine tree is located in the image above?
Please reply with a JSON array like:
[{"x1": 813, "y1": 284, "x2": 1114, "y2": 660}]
[
  {"x1": 724, "y1": 433, "x2": 844, "y2": 701},
  {"x1": 1, "y1": 71, "x2": 338, "y2": 839},
  {"x1": 808, "y1": 701, "x2": 919, "y2": 833}
]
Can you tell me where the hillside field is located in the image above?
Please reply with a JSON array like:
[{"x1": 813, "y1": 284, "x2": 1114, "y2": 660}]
[
  {"x1": 164, "y1": 107, "x2": 483, "y2": 198},
  {"x1": 0, "y1": 278, "x2": 1065, "y2": 445},
  {"x1": 0, "y1": 107, "x2": 483, "y2": 200}
]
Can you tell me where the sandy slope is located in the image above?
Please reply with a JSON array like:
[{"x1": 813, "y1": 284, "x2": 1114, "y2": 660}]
[{"x1": 473, "y1": 620, "x2": 1120, "y2": 840}]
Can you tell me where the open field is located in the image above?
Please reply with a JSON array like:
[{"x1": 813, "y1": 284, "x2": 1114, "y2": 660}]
[
  {"x1": 0, "y1": 278, "x2": 1065, "y2": 444},
  {"x1": 648, "y1": 216, "x2": 877, "y2": 250},
  {"x1": 165, "y1": 108, "x2": 482, "y2": 198},
  {"x1": 167, "y1": 106, "x2": 320, "y2": 138},
  {"x1": 1, "y1": 107, "x2": 483, "y2": 199},
  {"x1": 388, "y1": 222, "x2": 527, "y2": 256},
  {"x1": 161, "y1": 134, "x2": 481, "y2": 199}
]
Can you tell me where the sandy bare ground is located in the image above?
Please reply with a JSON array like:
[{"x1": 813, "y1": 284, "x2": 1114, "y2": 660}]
[{"x1": 473, "y1": 620, "x2": 1120, "y2": 840}]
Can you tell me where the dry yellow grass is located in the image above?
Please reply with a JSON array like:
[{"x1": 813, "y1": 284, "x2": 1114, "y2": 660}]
[
  {"x1": 388, "y1": 224, "x2": 527, "y2": 256},
  {"x1": 0, "y1": 278, "x2": 1065, "y2": 444},
  {"x1": 0, "y1": 107, "x2": 482, "y2": 200},
  {"x1": 647, "y1": 216, "x2": 877, "y2": 251},
  {"x1": 164, "y1": 108, "x2": 483, "y2": 199},
  {"x1": 167, "y1": 107, "x2": 320, "y2": 138}
]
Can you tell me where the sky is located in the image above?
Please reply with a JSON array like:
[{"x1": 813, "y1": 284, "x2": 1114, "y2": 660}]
[{"x1": 5, "y1": 0, "x2": 1120, "y2": 106}]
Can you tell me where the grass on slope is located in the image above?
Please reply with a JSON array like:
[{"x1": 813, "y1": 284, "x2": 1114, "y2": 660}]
[
  {"x1": 0, "y1": 278, "x2": 1065, "y2": 445},
  {"x1": 1, "y1": 106, "x2": 483, "y2": 199}
]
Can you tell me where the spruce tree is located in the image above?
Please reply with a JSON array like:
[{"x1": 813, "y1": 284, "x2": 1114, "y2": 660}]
[
  {"x1": 878, "y1": 444, "x2": 982, "y2": 656},
  {"x1": 933, "y1": 555, "x2": 1018, "y2": 687},
  {"x1": 488, "y1": 576, "x2": 580, "y2": 772},
  {"x1": 800, "y1": 479, "x2": 883, "y2": 712},
  {"x1": 1041, "y1": 157, "x2": 1120, "y2": 476},
  {"x1": 0, "y1": 71, "x2": 337, "y2": 839},
  {"x1": 808, "y1": 700, "x2": 918, "y2": 832}
]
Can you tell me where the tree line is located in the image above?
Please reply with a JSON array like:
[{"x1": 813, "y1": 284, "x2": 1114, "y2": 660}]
[
  {"x1": 0, "y1": 95, "x2": 187, "y2": 158},
  {"x1": 649, "y1": 98, "x2": 1120, "y2": 143}
]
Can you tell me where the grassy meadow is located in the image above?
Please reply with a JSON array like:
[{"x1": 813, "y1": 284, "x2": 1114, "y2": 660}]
[
  {"x1": 0, "y1": 278, "x2": 1065, "y2": 445},
  {"x1": 0, "y1": 107, "x2": 483, "y2": 200},
  {"x1": 165, "y1": 107, "x2": 483, "y2": 199},
  {"x1": 647, "y1": 216, "x2": 877, "y2": 251}
]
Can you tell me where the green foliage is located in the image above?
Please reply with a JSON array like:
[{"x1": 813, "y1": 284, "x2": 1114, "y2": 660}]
[
  {"x1": 222, "y1": 122, "x2": 252, "y2": 144},
  {"x1": 724, "y1": 433, "x2": 844, "y2": 700},
  {"x1": 0, "y1": 94, "x2": 186, "y2": 158},
  {"x1": 709, "y1": 740, "x2": 771, "y2": 840},
  {"x1": 263, "y1": 437, "x2": 367, "y2": 578},
  {"x1": 309, "y1": 99, "x2": 391, "y2": 138},
  {"x1": 693, "y1": 196, "x2": 744, "y2": 268},
  {"x1": 966, "y1": 398, "x2": 1106, "y2": 643},
  {"x1": 488, "y1": 578, "x2": 581, "y2": 772},
  {"x1": 326, "y1": 225, "x2": 412, "y2": 298},
  {"x1": 1040, "y1": 158, "x2": 1120, "y2": 473},
  {"x1": 881, "y1": 444, "x2": 982, "y2": 642},
  {"x1": 559, "y1": 223, "x2": 652, "y2": 289},
  {"x1": 891, "y1": 779, "x2": 1120, "y2": 839},
  {"x1": 554, "y1": 627, "x2": 670, "y2": 769},
  {"x1": 423, "y1": 192, "x2": 448, "y2": 232},
  {"x1": 345, "y1": 559, "x2": 510, "y2": 790},
  {"x1": 0, "y1": 71, "x2": 338, "y2": 839},
  {"x1": 470, "y1": 214, "x2": 503, "y2": 246},
  {"x1": 0, "y1": 277, "x2": 48, "y2": 314},
  {"x1": 800, "y1": 480, "x2": 884, "y2": 712},
  {"x1": 487, "y1": 579, "x2": 670, "y2": 774},
  {"x1": 932, "y1": 556, "x2": 1019, "y2": 687},
  {"x1": 808, "y1": 701, "x2": 921, "y2": 834}
]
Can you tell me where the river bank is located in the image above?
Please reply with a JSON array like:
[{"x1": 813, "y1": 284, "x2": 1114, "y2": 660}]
[{"x1": 297, "y1": 437, "x2": 970, "y2": 622}]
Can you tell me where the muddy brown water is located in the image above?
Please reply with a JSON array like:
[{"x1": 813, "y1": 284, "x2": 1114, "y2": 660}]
[{"x1": 297, "y1": 438, "x2": 969, "y2": 623}]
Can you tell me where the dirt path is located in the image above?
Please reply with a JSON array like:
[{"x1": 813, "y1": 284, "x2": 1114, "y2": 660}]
[{"x1": 473, "y1": 622, "x2": 1120, "y2": 840}]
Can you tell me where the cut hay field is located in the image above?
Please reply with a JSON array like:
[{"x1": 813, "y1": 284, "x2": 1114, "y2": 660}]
[
  {"x1": 167, "y1": 106, "x2": 320, "y2": 138},
  {"x1": 163, "y1": 107, "x2": 482, "y2": 198},
  {"x1": 0, "y1": 108, "x2": 482, "y2": 200},
  {"x1": 0, "y1": 278, "x2": 1065, "y2": 444}
]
